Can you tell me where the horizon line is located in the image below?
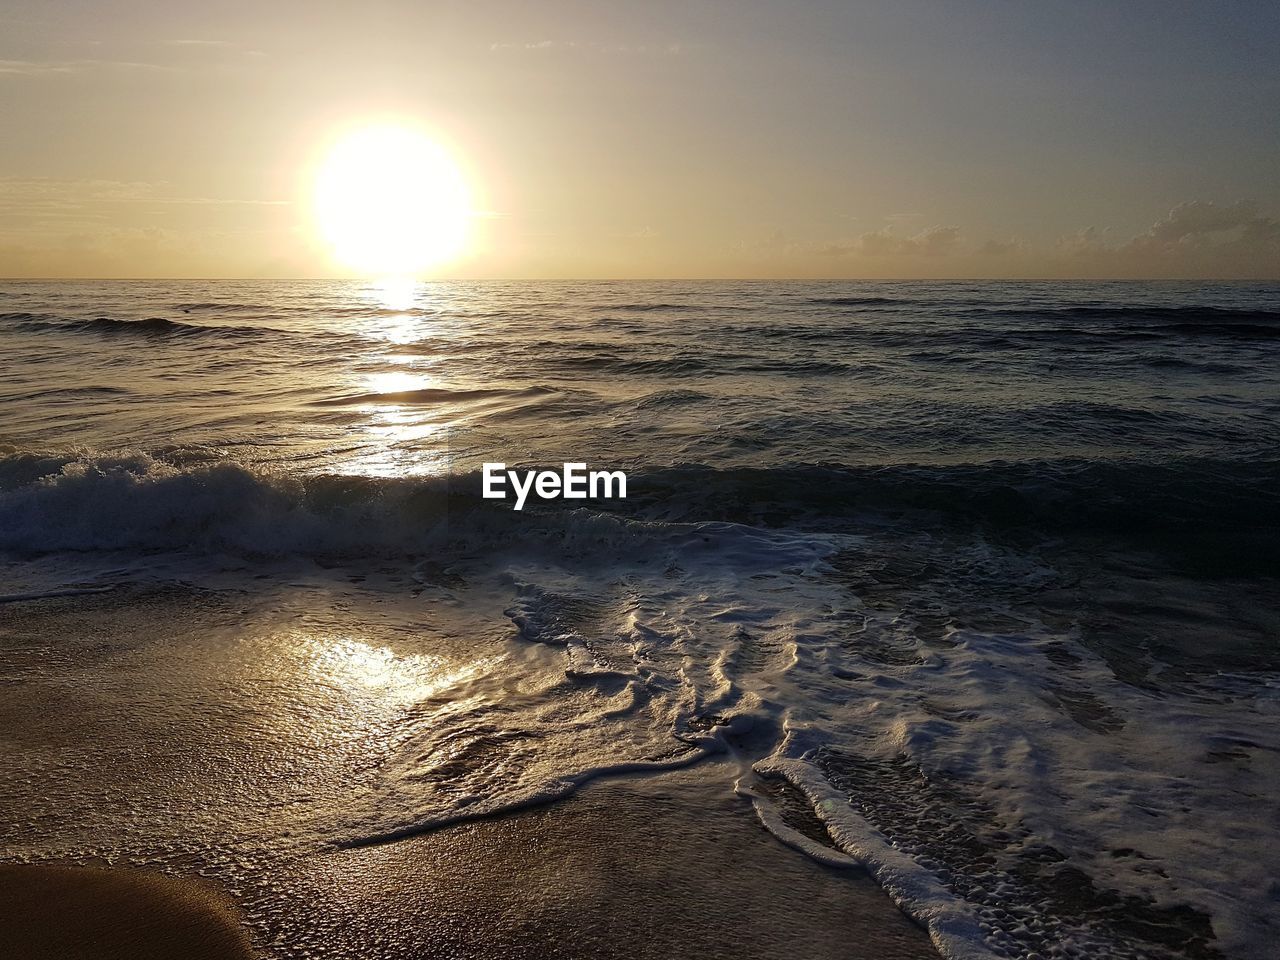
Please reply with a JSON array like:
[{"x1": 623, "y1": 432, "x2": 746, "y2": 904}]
[{"x1": 2, "y1": 276, "x2": 1277, "y2": 284}]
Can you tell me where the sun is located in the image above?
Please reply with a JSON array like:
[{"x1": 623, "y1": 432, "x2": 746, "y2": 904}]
[{"x1": 312, "y1": 122, "x2": 473, "y2": 276}]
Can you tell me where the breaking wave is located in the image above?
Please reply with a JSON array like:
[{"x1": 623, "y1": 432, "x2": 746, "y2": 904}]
[{"x1": 1, "y1": 452, "x2": 1275, "y2": 575}]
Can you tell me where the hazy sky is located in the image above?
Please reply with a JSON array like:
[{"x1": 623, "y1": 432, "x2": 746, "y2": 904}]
[{"x1": 2, "y1": 0, "x2": 1278, "y2": 279}]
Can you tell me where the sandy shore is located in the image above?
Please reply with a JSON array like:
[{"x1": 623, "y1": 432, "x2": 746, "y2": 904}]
[
  {"x1": 0, "y1": 764, "x2": 937, "y2": 960},
  {"x1": 0, "y1": 863, "x2": 255, "y2": 960},
  {"x1": 259, "y1": 762, "x2": 939, "y2": 960},
  {"x1": 0, "y1": 585, "x2": 938, "y2": 959}
]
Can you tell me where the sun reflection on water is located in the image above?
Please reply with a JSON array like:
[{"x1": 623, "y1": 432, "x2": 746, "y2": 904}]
[
  {"x1": 340, "y1": 371, "x2": 450, "y2": 477},
  {"x1": 306, "y1": 635, "x2": 485, "y2": 705},
  {"x1": 363, "y1": 370, "x2": 430, "y2": 397},
  {"x1": 364, "y1": 278, "x2": 445, "y2": 345},
  {"x1": 329, "y1": 283, "x2": 460, "y2": 477},
  {"x1": 372, "y1": 277, "x2": 419, "y2": 311}
]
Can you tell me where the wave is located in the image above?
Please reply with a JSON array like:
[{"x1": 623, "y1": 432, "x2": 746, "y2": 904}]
[
  {"x1": 631, "y1": 389, "x2": 712, "y2": 410},
  {"x1": 961, "y1": 303, "x2": 1280, "y2": 325},
  {"x1": 310, "y1": 385, "x2": 555, "y2": 407},
  {"x1": 1164, "y1": 321, "x2": 1280, "y2": 338},
  {"x1": 1060, "y1": 304, "x2": 1280, "y2": 323},
  {"x1": 2, "y1": 312, "x2": 270, "y2": 340},
  {"x1": 984, "y1": 323, "x2": 1280, "y2": 343},
  {"x1": 0, "y1": 452, "x2": 717, "y2": 561},
  {"x1": 735, "y1": 359, "x2": 851, "y2": 374},
  {"x1": 607, "y1": 355, "x2": 718, "y2": 375},
  {"x1": 597, "y1": 302, "x2": 706, "y2": 313},
  {"x1": 626, "y1": 459, "x2": 1280, "y2": 575},
  {"x1": 534, "y1": 352, "x2": 859, "y2": 376},
  {"x1": 3, "y1": 385, "x2": 131, "y2": 403},
  {"x1": 805, "y1": 295, "x2": 905, "y2": 307},
  {"x1": 1, "y1": 453, "x2": 1275, "y2": 573},
  {"x1": 0, "y1": 454, "x2": 452, "y2": 557},
  {"x1": 82, "y1": 316, "x2": 207, "y2": 336},
  {"x1": 172, "y1": 301, "x2": 273, "y2": 314},
  {"x1": 2, "y1": 312, "x2": 374, "y2": 349}
]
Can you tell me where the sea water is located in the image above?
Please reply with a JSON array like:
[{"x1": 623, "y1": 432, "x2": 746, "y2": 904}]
[{"x1": 0, "y1": 280, "x2": 1277, "y2": 959}]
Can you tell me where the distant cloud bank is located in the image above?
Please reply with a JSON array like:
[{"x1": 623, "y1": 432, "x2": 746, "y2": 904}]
[
  {"x1": 1057, "y1": 201, "x2": 1280, "y2": 277},
  {"x1": 785, "y1": 201, "x2": 1278, "y2": 278}
]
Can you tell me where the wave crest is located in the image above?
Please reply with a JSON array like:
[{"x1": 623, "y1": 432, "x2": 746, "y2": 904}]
[{"x1": 1, "y1": 453, "x2": 1275, "y2": 572}]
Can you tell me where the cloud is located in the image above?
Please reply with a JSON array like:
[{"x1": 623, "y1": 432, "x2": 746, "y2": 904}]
[
  {"x1": 1057, "y1": 201, "x2": 1280, "y2": 277},
  {"x1": 977, "y1": 238, "x2": 1028, "y2": 256},
  {"x1": 0, "y1": 179, "x2": 288, "y2": 226},
  {"x1": 162, "y1": 38, "x2": 266, "y2": 60},
  {"x1": 1131, "y1": 200, "x2": 1279, "y2": 250},
  {"x1": 0, "y1": 177, "x2": 157, "y2": 199},
  {"x1": 0, "y1": 59, "x2": 76, "y2": 75},
  {"x1": 821, "y1": 224, "x2": 961, "y2": 258},
  {"x1": 0, "y1": 58, "x2": 165, "y2": 76},
  {"x1": 618, "y1": 225, "x2": 660, "y2": 241},
  {"x1": 0, "y1": 226, "x2": 184, "y2": 277},
  {"x1": 0, "y1": 178, "x2": 288, "y2": 210},
  {"x1": 0, "y1": 179, "x2": 158, "y2": 229},
  {"x1": 0, "y1": 40, "x2": 264, "y2": 79},
  {"x1": 749, "y1": 201, "x2": 1277, "y2": 278},
  {"x1": 0, "y1": 179, "x2": 292, "y2": 265},
  {"x1": 488, "y1": 40, "x2": 684, "y2": 56},
  {"x1": 0, "y1": 217, "x2": 303, "y2": 279},
  {"x1": 1055, "y1": 226, "x2": 1107, "y2": 257}
]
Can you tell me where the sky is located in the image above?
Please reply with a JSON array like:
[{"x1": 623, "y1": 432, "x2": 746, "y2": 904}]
[{"x1": 1, "y1": 0, "x2": 1278, "y2": 279}]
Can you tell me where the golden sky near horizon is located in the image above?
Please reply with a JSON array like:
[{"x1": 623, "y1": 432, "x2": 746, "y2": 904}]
[{"x1": 1, "y1": 1, "x2": 1278, "y2": 279}]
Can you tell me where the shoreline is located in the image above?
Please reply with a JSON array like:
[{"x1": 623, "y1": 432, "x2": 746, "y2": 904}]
[
  {"x1": 258, "y1": 759, "x2": 940, "y2": 960},
  {"x1": 1, "y1": 762, "x2": 939, "y2": 960}
]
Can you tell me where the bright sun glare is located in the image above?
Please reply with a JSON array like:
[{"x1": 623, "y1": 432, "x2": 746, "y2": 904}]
[{"x1": 313, "y1": 123, "x2": 472, "y2": 277}]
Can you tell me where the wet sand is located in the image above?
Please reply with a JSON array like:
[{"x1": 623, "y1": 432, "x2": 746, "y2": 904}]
[
  {"x1": 259, "y1": 763, "x2": 940, "y2": 960},
  {"x1": 0, "y1": 764, "x2": 938, "y2": 960},
  {"x1": 0, "y1": 584, "x2": 938, "y2": 960},
  {"x1": 0, "y1": 863, "x2": 255, "y2": 960}
]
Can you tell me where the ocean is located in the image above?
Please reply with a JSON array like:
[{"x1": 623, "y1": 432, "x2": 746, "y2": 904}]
[{"x1": 1, "y1": 279, "x2": 1277, "y2": 959}]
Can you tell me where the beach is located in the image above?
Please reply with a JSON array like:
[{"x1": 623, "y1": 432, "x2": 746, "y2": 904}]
[
  {"x1": 0, "y1": 570, "x2": 937, "y2": 960},
  {"x1": 260, "y1": 763, "x2": 938, "y2": 960},
  {"x1": 0, "y1": 733, "x2": 936, "y2": 960},
  {"x1": 2, "y1": 279, "x2": 1277, "y2": 959},
  {"x1": 0, "y1": 863, "x2": 255, "y2": 960}
]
